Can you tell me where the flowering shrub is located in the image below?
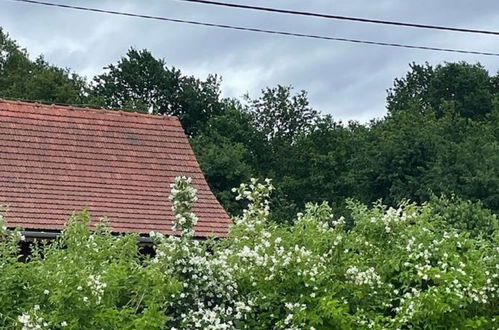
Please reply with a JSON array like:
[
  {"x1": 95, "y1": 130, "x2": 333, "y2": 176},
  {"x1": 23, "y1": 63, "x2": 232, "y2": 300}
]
[{"x1": 0, "y1": 178, "x2": 498, "y2": 329}]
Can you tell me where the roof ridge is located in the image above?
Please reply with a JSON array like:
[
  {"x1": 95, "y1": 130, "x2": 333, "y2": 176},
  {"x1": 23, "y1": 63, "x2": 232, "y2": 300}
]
[{"x1": 0, "y1": 98, "x2": 178, "y2": 121}]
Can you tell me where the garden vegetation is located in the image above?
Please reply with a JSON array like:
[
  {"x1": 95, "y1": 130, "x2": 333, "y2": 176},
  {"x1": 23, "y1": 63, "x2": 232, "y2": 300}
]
[
  {"x1": 1, "y1": 178, "x2": 497, "y2": 329},
  {"x1": 1, "y1": 26, "x2": 498, "y2": 329}
]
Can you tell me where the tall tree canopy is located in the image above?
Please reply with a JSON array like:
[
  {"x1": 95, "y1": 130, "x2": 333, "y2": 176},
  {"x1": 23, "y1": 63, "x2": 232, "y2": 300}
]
[
  {"x1": 246, "y1": 85, "x2": 319, "y2": 143},
  {"x1": 91, "y1": 48, "x2": 224, "y2": 136},
  {"x1": 0, "y1": 28, "x2": 87, "y2": 104},
  {"x1": 191, "y1": 101, "x2": 268, "y2": 214},
  {"x1": 1, "y1": 27, "x2": 498, "y2": 220},
  {"x1": 387, "y1": 62, "x2": 498, "y2": 120}
]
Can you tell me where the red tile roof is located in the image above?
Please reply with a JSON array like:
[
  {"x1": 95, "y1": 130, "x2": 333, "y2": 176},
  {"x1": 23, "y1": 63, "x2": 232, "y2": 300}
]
[{"x1": 0, "y1": 99, "x2": 231, "y2": 237}]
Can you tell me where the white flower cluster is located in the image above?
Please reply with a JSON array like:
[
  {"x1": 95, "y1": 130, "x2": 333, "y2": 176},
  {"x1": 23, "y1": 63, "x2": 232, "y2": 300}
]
[
  {"x1": 156, "y1": 182, "x2": 254, "y2": 329},
  {"x1": 0, "y1": 212, "x2": 7, "y2": 233},
  {"x1": 345, "y1": 266, "x2": 382, "y2": 287},
  {"x1": 181, "y1": 300, "x2": 253, "y2": 329},
  {"x1": 159, "y1": 240, "x2": 253, "y2": 328},
  {"x1": 87, "y1": 274, "x2": 107, "y2": 304},
  {"x1": 232, "y1": 178, "x2": 274, "y2": 231},
  {"x1": 295, "y1": 202, "x2": 344, "y2": 234},
  {"x1": 369, "y1": 205, "x2": 412, "y2": 234},
  {"x1": 169, "y1": 176, "x2": 199, "y2": 237},
  {"x1": 234, "y1": 235, "x2": 325, "y2": 288},
  {"x1": 402, "y1": 230, "x2": 499, "y2": 304},
  {"x1": 392, "y1": 287, "x2": 423, "y2": 324},
  {"x1": 2, "y1": 186, "x2": 497, "y2": 329},
  {"x1": 159, "y1": 177, "x2": 332, "y2": 328},
  {"x1": 18, "y1": 306, "x2": 48, "y2": 330},
  {"x1": 355, "y1": 312, "x2": 376, "y2": 329},
  {"x1": 283, "y1": 302, "x2": 307, "y2": 327},
  {"x1": 384, "y1": 223, "x2": 499, "y2": 326}
]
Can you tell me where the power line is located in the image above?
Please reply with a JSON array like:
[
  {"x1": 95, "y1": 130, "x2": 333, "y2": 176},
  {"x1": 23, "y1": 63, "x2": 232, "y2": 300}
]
[
  {"x1": 6, "y1": 0, "x2": 499, "y2": 57},
  {"x1": 176, "y1": 0, "x2": 499, "y2": 37}
]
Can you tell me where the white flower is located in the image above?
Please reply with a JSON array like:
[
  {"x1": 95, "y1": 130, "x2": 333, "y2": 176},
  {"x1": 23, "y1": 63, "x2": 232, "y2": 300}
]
[
  {"x1": 170, "y1": 176, "x2": 199, "y2": 236},
  {"x1": 18, "y1": 314, "x2": 30, "y2": 324},
  {"x1": 346, "y1": 266, "x2": 382, "y2": 287},
  {"x1": 43, "y1": 290, "x2": 49, "y2": 295}
]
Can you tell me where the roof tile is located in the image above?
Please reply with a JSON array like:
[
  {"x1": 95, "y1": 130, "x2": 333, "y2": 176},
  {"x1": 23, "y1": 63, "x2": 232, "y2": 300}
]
[{"x1": 0, "y1": 99, "x2": 231, "y2": 237}]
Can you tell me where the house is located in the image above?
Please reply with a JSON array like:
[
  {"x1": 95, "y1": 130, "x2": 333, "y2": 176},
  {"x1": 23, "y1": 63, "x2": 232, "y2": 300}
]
[{"x1": 0, "y1": 99, "x2": 231, "y2": 240}]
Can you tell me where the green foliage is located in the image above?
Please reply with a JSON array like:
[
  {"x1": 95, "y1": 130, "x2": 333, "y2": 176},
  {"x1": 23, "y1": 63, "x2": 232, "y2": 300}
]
[
  {"x1": 193, "y1": 64, "x2": 499, "y2": 219},
  {"x1": 0, "y1": 212, "x2": 180, "y2": 329},
  {"x1": 1, "y1": 180, "x2": 497, "y2": 329},
  {"x1": 354, "y1": 109, "x2": 444, "y2": 205},
  {"x1": 355, "y1": 102, "x2": 499, "y2": 213},
  {"x1": 191, "y1": 102, "x2": 269, "y2": 214},
  {"x1": 245, "y1": 85, "x2": 319, "y2": 143},
  {"x1": 0, "y1": 28, "x2": 87, "y2": 104},
  {"x1": 428, "y1": 194, "x2": 498, "y2": 239},
  {"x1": 387, "y1": 62, "x2": 498, "y2": 120},
  {"x1": 1, "y1": 27, "x2": 498, "y2": 220},
  {"x1": 267, "y1": 117, "x2": 365, "y2": 220},
  {"x1": 91, "y1": 48, "x2": 224, "y2": 136}
]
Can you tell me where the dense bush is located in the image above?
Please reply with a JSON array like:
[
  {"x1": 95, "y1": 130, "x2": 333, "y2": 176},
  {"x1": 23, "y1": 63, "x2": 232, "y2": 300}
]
[{"x1": 1, "y1": 178, "x2": 498, "y2": 329}]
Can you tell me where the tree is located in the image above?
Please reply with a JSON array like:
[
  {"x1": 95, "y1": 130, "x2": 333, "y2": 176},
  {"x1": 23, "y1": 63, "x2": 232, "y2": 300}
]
[
  {"x1": 193, "y1": 86, "x2": 323, "y2": 217},
  {"x1": 191, "y1": 100, "x2": 268, "y2": 214},
  {"x1": 351, "y1": 110, "x2": 443, "y2": 206},
  {"x1": 2, "y1": 26, "x2": 498, "y2": 218},
  {"x1": 0, "y1": 28, "x2": 87, "y2": 104},
  {"x1": 424, "y1": 116, "x2": 499, "y2": 212},
  {"x1": 353, "y1": 102, "x2": 499, "y2": 214},
  {"x1": 267, "y1": 116, "x2": 363, "y2": 220},
  {"x1": 387, "y1": 62, "x2": 498, "y2": 120},
  {"x1": 91, "y1": 48, "x2": 224, "y2": 136},
  {"x1": 246, "y1": 85, "x2": 319, "y2": 143}
]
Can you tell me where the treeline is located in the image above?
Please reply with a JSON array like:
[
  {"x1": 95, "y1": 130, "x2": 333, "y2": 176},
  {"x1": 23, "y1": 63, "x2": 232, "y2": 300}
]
[{"x1": 1, "y1": 28, "x2": 498, "y2": 219}]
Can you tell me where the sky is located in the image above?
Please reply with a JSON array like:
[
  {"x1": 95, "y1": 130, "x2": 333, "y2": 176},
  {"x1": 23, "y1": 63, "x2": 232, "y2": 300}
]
[{"x1": 1, "y1": 0, "x2": 498, "y2": 122}]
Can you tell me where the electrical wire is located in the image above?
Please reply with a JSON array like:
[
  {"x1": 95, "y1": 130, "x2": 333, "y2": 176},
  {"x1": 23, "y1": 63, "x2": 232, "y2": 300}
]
[
  {"x1": 175, "y1": 0, "x2": 499, "y2": 37},
  {"x1": 6, "y1": 0, "x2": 499, "y2": 57}
]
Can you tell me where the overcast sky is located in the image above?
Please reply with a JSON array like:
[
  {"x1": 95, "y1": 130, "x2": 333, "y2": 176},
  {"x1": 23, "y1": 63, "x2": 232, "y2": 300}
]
[{"x1": 1, "y1": 0, "x2": 498, "y2": 122}]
